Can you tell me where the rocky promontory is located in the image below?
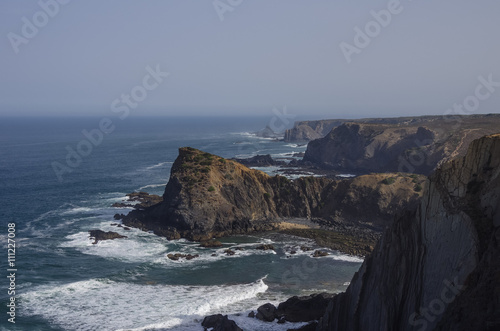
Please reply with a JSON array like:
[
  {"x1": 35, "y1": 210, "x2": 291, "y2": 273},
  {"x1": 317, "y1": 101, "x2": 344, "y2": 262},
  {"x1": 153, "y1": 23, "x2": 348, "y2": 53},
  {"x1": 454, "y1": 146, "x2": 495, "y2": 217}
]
[
  {"x1": 302, "y1": 114, "x2": 500, "y2": 175},
  {"x1": 122, "y1": 147, "x2": 425, "y2": 244}
]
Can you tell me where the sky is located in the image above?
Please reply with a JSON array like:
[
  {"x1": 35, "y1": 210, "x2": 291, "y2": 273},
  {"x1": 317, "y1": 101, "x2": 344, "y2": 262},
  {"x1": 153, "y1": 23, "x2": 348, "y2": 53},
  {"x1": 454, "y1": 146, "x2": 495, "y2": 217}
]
[{"x1": 1, "y1": 0, "x2": 499, "y2": 119}]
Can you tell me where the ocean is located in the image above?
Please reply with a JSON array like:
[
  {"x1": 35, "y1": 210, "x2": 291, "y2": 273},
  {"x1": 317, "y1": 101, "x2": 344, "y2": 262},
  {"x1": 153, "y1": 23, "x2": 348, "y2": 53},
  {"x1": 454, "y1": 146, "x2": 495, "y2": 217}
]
[{"x1": 0, "y1": 116, "x2": 362, "y2": 331}]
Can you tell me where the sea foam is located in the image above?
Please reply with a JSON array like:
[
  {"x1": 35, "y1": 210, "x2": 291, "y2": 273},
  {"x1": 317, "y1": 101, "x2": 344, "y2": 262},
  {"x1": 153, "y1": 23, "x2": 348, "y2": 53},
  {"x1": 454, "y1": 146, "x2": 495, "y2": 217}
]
[{"x1": 20, "y1": 277, "x2": 268, "y2": 331}]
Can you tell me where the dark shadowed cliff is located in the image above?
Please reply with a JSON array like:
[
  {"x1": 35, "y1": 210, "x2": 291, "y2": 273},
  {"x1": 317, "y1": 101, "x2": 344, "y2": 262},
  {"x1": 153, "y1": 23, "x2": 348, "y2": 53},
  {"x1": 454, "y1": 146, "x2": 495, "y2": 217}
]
[
  {"x1": 122, "y1": 147, "x2": 424, "y2": 242},
  {"x1": 303, "y1": 114, "x2": 500, "y2": 175},
  {"x1": 317, "y1": 133, "x2": 500, "y2": 331}
]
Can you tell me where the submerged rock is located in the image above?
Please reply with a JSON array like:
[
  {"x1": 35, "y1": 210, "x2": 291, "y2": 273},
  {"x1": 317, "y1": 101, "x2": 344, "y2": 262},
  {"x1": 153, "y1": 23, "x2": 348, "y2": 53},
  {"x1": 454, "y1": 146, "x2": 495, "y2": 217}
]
[
  {"x1": 166, "y1": 253, "x2": 199, "y2": 261},
  {"x1": 233, "y1": 154, "x2": 286, "y2": 167},
  {"x1": 255, "y1": 244, "x2": 275, "y2": 251},
  {"x1": 312, "y1": 250, "x2": 329, "y2": 258},
  {"x1": 256, "y1": 303, "x2": 277, "y2": 322},
  {"x1": 202, "y1": 314, "x2": 242, "y2": 331},
  {"x1": 88, "y1": 230, "x2": 127, "y2": 244},
  {"x1": 199, "y1": 240, "x2": 223, "y2": 248}
]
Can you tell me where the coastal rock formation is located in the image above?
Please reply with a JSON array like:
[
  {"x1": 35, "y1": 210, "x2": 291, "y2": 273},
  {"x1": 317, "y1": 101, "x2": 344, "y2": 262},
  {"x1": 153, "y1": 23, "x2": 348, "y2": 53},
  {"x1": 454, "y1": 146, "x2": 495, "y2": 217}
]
[
  {"x1": 202, "y1": 314, "x2": 242, "y2": 331},
  {"x1": 112, "y1": 191, "x2": 163, "y2": 209},
  {"x1": 276, "y1": 293, "x2": 334, "y2": 322},
  {"x1": 303, "y1": 114, "x2": 500, "y2": 175},
  {"x1": 232, "y1": 154, "x2": 286, "y2": 167},
  {"x1": 122, "y1": 148, "x2": 424, "y2": 241},
  {"x1": 317, "y1": 133, "x2": 500, "y2": 331},
  {"x1": 284, "y1": 120, "x2": 346, "y2": 141},
  {"x1": 88, "y1": 230, "x2": 127, "y2": 244}
]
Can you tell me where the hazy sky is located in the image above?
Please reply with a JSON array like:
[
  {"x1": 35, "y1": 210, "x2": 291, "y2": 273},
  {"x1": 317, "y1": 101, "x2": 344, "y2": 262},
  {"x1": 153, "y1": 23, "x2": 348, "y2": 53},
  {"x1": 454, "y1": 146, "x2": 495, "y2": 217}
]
[{"x1": 1, "y1": 0, "x2": 499, "y2": 119}]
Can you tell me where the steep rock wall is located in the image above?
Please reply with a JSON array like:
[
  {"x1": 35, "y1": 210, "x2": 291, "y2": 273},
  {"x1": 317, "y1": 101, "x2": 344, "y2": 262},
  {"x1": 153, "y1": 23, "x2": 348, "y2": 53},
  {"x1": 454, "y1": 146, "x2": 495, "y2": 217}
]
[{"x1": 317, "y1": 133, "x2": 500, "y2": 331}]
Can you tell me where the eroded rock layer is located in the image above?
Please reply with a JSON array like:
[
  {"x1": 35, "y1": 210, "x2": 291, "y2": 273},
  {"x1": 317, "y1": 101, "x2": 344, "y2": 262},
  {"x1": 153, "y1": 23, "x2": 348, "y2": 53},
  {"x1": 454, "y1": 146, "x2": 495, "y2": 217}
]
[{"x1": 317, "y1": 133, "x2": 500, "y2": 331}]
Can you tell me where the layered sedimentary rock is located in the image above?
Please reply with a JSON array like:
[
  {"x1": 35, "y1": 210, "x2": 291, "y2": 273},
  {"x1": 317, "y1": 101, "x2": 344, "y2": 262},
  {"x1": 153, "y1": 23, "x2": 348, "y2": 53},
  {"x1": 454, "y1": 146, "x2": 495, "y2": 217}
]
[
  {"x1": 284, "y1": 120, "x2": 347, "y2": 141},
  {"x1": 122, "y1": 147, "x2": 424, "y2": 241},
  {"x1": 317, "y1": 133, "x2": 500, "y2": 331},
  {"x1": 303, "y1": 114, "x2": 500, "y2": 175}
]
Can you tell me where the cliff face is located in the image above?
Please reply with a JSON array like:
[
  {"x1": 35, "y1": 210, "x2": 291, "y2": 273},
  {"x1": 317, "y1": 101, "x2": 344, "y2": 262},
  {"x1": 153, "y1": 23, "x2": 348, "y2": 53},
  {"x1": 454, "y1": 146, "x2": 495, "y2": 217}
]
[
  {"x1": 317, "y1": 133, "x2": 500, "y2": 331},
  {"x1": 285, "y1": 114, "x2": 500, "y2": 144},
  {"x1": 122, "y1": 148, "x2": 424, "y2": 241},
  {"x1": 284, "y1": 120, "x2": 346, "y2": 141},
  {"x1": 303, "y1": 115, "x2": 500, "y2": 175}
]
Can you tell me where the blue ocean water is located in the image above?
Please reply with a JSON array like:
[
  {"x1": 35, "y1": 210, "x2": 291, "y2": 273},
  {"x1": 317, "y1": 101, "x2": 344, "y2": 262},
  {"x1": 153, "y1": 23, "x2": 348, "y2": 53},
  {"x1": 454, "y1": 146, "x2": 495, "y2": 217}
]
[{"x1": 0, "y1": 116, "x2": 362, "y2": 331}]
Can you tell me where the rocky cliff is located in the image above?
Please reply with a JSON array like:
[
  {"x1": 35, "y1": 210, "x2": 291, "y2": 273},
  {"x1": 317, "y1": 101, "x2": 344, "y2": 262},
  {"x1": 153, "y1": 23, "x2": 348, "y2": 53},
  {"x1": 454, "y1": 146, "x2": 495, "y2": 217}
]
[
  {"x1": 317, "y1": 133, "x2": 500, "y2": 331},
  {"x1": 122, "y1": 147, "x2": 424, "y2": 241},
  {"x1": 303, "y1": 114, "x2": 500, "y2": 175},
  {"x1": 284, "y1": 120, "x2": 346, "y2": 141}
]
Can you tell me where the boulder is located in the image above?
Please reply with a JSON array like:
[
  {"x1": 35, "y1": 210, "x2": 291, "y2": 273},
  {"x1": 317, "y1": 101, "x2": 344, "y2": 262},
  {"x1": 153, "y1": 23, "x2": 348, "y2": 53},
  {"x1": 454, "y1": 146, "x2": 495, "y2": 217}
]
[
  {"x1": 256, "y1": 303, "x2": 277, "y2": 322},
  {"x1": 277, "y1": 293, "x2": 335, "y2": 322},
  {"x1": 312, "y1": 250, "x2": 329, "y2": 258},
  {"x1": 256, "y1": 244, "x2": 275, "y2": 251},
  {"x1": 88, "y1": 230, "x2": 127, "y2": 244},
  {"x1": 224, "y1": 249, "x2": 236, "y2": 256},
  {"x1": 201, "y1": 314, "x2": 242, "y2": 331},
  {"x1": 167, "y1": 253, "x2": 199, "y2": 261},
  {"x1": 200, "y1": 240, "x2": 223, "y2": 248}
]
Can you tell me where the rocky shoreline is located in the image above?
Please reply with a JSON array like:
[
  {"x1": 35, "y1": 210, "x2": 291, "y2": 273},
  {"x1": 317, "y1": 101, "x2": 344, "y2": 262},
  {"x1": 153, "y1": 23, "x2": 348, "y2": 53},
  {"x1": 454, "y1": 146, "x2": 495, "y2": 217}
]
[
  {"x1": 196, "y1": 132, "x2": 500, "y2": 331},
  {"x1": 119, "y1": 148, "x2": 424, "y2": 242},
  {"x1": 111, "y1": 190, "x2": 380, "y2": 256},
  {"x1": 96, "y1": 124, "x2": 500, "y2": 330}
]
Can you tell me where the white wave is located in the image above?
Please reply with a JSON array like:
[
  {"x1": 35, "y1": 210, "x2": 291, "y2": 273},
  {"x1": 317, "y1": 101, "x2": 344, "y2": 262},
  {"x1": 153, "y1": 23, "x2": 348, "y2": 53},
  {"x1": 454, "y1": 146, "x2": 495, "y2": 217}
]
[
  {"x1": 228, "y1": 314, "x2": 309, "y2": 331},
  {"x1": 326, "y1": 253, "x2": 364, "y2": 263},
  {"x1": 153, "y1": 241, "x2": 278, "y2": 267},
  {"x1": 233, "y1": 141, "x2": 256, "y2": 145},
  {"x1": 284, "y1": 143, "x2": 307, "y2": 149},
  {"x1": 145, "y1": 161, "x2": 173, "y2": 170},
  {"x1": 19, "y1": 203, "x2": 81, "y2": 234},
  {"x1": 280, "y1": 241, "x2": 364, "y2": 263},
  {"x1": 20, "y1": 278, "x2": 268, "y2": 331},
  {"x1": 271, "y1": 152, "x2": 294, "y2": 157},
  {"x1": 60, "y1": 206, "x2": 99, "y2": 215},
  {"x1": 138, "y1": 183, "x2": 167, "y2": 191},
  {"x1": 60, "y1": 228, "x2": 169, "y2": 263},
  {"x1": 232, "y1": 131, "x2": 255, "y2": 137},
  {"x1": 337, "y1": 174, "x2": 356, "y2": 178}
]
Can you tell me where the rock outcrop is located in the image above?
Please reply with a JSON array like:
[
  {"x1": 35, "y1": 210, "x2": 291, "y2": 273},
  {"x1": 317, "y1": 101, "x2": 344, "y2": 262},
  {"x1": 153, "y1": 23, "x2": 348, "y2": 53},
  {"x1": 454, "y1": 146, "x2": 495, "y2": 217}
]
[
  {"x1": 303, "y1": 114, "x2": 500, "y2": 175},
  {"x1": 317, "y1": 133, "x2": 500, "y2": 331},
  {"x1": 202, "y1": 314, "x2": 242, "y2": 331},
  {"x1": 284, "y1": 120, "x2": 347, "y2": 141},
  {"x1": 232, "y1": 154, "x2": 286, "y2": 167},
  {"x1": 276, "y1": 293, "x2": 335, "y2": 322},
  {"x1": 88, "y1": 230, "x2": 127, "y2": 244},
  {"x1": 122, "y1": 148, "x2": 425, "y2": 241},
  {"x1": 112, "y1": 191, "x2": 163, "y2": 209}
]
